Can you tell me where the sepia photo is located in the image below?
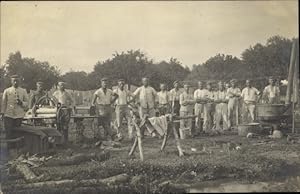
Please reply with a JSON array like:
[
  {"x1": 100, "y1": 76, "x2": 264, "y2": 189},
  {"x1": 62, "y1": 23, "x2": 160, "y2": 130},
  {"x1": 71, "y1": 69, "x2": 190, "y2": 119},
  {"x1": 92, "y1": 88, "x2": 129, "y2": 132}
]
[{"x1": 0, "y1": 1, "x2": 299, "y2": 193}]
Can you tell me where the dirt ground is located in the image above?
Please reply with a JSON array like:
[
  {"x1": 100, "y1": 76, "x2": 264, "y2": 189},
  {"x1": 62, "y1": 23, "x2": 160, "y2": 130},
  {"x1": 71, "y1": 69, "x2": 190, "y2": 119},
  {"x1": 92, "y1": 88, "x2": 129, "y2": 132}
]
[{"x1": 2, "y1": 121, "x2": 300, "y2": 193}]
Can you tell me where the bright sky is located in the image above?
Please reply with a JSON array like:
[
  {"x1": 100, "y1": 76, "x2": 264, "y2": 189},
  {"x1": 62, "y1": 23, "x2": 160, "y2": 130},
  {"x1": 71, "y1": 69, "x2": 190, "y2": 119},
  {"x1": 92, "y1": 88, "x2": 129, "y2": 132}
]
[{"x1": 0, "y1": 1, "x2": 298, "y2": 73}]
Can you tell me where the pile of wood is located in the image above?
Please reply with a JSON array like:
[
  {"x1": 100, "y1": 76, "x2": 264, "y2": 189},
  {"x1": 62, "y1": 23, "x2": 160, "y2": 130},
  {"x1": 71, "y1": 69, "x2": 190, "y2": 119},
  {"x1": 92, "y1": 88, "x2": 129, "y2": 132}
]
[{"x1": 7, "y1": 151, "x2": 110, "y2": 183}]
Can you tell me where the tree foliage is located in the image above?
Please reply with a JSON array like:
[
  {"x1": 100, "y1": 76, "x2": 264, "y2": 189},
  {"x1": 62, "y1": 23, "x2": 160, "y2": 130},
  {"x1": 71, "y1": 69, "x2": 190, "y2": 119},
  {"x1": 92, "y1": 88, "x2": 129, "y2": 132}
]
[
  {"x1": 91, "y1": 50, "x2": 190, "y2": 89},
  {"x1": 187, "y1": 35, "x2": 296, "y2": 84},
  {"x1": 3, "y1": 51, "x2": 60, "y2": 91},
  {"x1": 61, "y1": 71, "x2": 95, "y2": 91},
  {"x1": 1, "y1": 35, "x2": 297, "y2": 92},
  {"x1": 187, "y1": 54, "x2": 242, "y2": 81},
  {"x1": 241, "y1": 35, "x2": 293, "y2": 78}
]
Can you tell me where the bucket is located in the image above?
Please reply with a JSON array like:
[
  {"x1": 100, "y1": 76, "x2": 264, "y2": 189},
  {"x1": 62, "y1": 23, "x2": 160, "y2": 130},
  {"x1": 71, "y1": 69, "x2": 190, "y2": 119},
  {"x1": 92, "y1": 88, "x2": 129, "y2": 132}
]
[{"x1": 237, "y1": 123, "x2": 261, "y2": 136}]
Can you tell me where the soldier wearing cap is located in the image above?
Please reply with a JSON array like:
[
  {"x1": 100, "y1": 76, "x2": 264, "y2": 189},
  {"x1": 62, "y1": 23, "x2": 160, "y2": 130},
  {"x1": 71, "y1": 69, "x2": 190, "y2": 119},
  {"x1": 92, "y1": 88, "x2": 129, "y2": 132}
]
[
  {"x1": 132, "y1": 77, "x2": 157, "y2": 137},
  {"x1": 92, "y1": 77, "x2": 118, "y2": 141},
  {"x1": 179, "y1": 83, "x2": 195, "y2": 139},
  {"x1": 194, "y1": 81, "x2": 207, "y2": 135},
  {"x1": 227, "y1": 79, "x2": 241, "y2": 129},
  {"x1": 156, "y1": 83, "x2": 170, "y2": 115},
  {"x1": 262, "y1": 77, "x2": 280, "y2": 104},
  {"x1": 241, "y1": 79, "x2": 260, "y2": 122},
  {"x1": 52, "y1": 81, "x2": 74, "y2": 142},
  {"x1": 214, "y1": 81, "x2": 229, "y2": 132},
  {"x1": 169, "y1": 80, "x2": 182, "y2": 116},
  {"x1": 29, "y1": 81, "x2": 47, "y2": 109},
  {"x1": 202, "y1": 81, "x2": 215, "y2": 133},
  {"x1": 113, "y1": 78, "x2": 133, "y2": 140},
  {"x1": 1, "y1": 75, "x2": 29, "y2": 138}
]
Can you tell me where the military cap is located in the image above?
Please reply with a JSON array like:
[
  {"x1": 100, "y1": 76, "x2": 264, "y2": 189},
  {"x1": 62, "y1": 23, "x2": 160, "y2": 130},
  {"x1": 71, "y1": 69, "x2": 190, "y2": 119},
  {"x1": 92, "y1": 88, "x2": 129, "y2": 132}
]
[
  {"x1": 118, "y1": 78, "x2": 125, "y2": 82},
  {"x1": 36, "y1": 81, "x2": 44, "y2": 85},
  {"x1": 206, "y1": 81, "x2": 213, "y2": 85},
  {"x1": 173, "y1": 80, "x2": 179, "y2": 85},
  {"x1": 230, "y1": 79, "x2": 237, "y2": 83},
  {"x1": 57, "y1": 81, "x2": 66, "y2": 85},
  {"x1": 101, "y1": 77, "x2": 108, "y2": 81}
]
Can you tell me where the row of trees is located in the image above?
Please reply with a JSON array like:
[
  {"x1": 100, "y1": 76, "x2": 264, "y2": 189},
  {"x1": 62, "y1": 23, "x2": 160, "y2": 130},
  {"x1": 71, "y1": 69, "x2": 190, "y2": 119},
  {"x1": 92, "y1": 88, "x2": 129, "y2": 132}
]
[
  {"x1": 188, "y1": 36, "x2": 294, "y2": 81},
  {"x1": 0, "y1": 35, "x2": 297, "y2": 92}
]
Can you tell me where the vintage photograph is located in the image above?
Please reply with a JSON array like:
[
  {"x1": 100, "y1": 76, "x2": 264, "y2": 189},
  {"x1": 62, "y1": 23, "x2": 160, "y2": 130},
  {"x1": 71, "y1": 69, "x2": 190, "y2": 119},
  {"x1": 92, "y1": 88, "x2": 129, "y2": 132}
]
[{"x1": 0, "y1": 1, "x2": 299, "y2": 193}]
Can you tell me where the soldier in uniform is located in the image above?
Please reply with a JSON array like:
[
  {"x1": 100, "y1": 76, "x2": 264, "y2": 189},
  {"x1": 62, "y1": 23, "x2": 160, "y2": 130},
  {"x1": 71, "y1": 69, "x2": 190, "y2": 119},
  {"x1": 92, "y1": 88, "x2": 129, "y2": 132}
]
[
  {"x1": 52, "y1": 82, "x2": 74, "y2": 143},
  {"x1": 113, "y1": 79, "x2": 133, "y2": 140},
  {"x1": 29, "y1": 81, "x2": 46, "y2": 109},
  {"x1": 92, "y1": 78, "x2": 118, "y2": 141},
  {"x1": 1, "y1": 75, "x2": 29, "y2": 139}
]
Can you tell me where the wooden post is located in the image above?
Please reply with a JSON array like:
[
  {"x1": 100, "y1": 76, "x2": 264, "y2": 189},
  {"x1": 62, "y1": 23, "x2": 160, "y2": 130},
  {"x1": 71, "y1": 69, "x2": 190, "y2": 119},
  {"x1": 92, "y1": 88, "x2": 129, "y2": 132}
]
[
  {"x1": 160, "y1": 133, "x2": 168, "y2": 151},
  {"x1": 292, "y1": 41, "x2": 299, "y2": 133},
  {"x1": 236, "y1": 102, "x2": 239, "y2": 126},
  {"x1": 286, "y1": 40, "x2": 297, "y2": 104},
  {"x1": 136, "y1": 125, "x2": 144, "y2": 161},
  {"x1": 128, "y1": 137, "x2": 138, "y2": 156},
  {"x1": 130, "y1": 116, "x2": 144, "y2": 161},
  {"x1": 172, "y1": 122, "x2": 184, "y2": 157}
]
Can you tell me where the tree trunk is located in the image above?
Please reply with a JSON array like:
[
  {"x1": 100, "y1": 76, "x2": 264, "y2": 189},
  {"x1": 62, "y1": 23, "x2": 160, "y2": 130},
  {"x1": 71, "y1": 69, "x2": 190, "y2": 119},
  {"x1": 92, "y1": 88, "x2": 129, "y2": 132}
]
[
  {"x1": 286, "y1": 40, "x2": 297, "y2": 104},
  {"x1": 172, "y1": 123, "x2": 184, "y2": 157},
  {"x1": 129, "y1": 137, "x2": 138, "y2": 156},
  {"x1": 4, "y1": 173, "x2": 129, "y2": 191},
  {"x1": 44, "y1": 151, "x2": 109, "y2": 166}
]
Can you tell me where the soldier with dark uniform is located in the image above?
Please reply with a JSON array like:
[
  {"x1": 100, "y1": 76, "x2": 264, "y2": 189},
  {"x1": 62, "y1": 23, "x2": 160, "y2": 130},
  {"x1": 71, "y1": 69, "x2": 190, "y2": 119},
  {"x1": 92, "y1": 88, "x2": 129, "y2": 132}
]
[
  {"x1": 52, "y1": 82, "x2": 74, "y2": 143},
  {"x1": 29, "y1": 81, "x2": 47, "y2": 109}
]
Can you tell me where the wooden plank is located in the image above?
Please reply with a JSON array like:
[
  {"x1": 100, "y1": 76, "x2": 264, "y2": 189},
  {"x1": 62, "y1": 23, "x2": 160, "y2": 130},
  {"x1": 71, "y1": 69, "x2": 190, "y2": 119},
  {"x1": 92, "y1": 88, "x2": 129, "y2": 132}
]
[
  {"x1": 286, "y1": 39, "x2": 297, "y2": 104},
  {"x1": 292, "y1": 42, "x2": 299, "y2": 133}
]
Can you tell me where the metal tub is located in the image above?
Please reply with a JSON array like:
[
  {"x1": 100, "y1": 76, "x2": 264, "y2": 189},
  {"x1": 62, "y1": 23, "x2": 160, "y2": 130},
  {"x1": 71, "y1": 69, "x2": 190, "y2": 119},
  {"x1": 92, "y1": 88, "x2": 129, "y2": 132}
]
[{"x1": 256, "y1": 104, "x2": 291, "y2": 121}]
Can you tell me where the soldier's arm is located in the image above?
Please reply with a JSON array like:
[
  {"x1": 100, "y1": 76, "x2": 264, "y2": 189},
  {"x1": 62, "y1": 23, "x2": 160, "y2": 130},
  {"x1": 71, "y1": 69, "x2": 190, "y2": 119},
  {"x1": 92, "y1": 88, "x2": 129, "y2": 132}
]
[
  {"x1": 91, "y1": 92, "x2": 98, "y2": 106},
  {"x1": 111, "y1": 91, "x2": 119, "y2": 104},
  {"x1": 128, "y1": 88, "x2": 139, "y2": 104},
  {"x1": 1, "y1": 90, "x2": 7, "y2": 115},
  {"x1": 235, "y1": 88, "x2": 242, "y2": 97},
  {"x1": 21, "y1": 89, "x2": 29, "y2": 109},
  {"x1": 68, "y1": 92, "x2": 75, "y2": 107},
  {"x1": 29, "y1": 94, "x2": 35, "y2": 109},
  {"x1": 180, "y1": 94, "x2": 188, "y2": 106}
]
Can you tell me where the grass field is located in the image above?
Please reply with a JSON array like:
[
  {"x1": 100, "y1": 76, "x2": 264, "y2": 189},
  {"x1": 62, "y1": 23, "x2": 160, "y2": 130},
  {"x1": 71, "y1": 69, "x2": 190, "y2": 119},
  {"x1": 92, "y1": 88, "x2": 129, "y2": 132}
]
[{"x1": 2, "y1": 121, "x2": 300, "y2": 193}]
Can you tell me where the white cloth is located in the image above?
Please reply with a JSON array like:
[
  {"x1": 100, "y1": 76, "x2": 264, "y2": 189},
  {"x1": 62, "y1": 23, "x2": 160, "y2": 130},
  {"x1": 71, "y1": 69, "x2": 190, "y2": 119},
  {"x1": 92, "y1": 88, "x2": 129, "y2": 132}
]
[
  {"x1": 1, "y1": 86, "x2": 29, "y2": 118},
  {"x1": 93, "y1": 88, "x2": 113, "y2": 105},
  {"x1": 169, "y1": 88, "x2": 182, "y2": 102},
  {"x1": 214, "y1": 90, "x2": 228, "y2": 130},
  {"x1": 148, "y1": 115, "x2": 169, "y2": 136},
  {"x1": 194, "y1": 89, "x2": 208, "y2": 99},
  {"x1": 157, "y1": 91, "x2": 170, "y2": 104},
  {"x1": 113, "y1": 88, "x2": 131, "y2": 105},
  {"x1": 179, "y1": 91, "x2": 194, "y2": 112},
  {"x1": 133, "y1": 86, "x2": 157, "y2": 109},
  {"x1": 214, "y1": 90, "x2": 228, "y2": 101},
  {"x1": 263, "y1": 85, "x2": 280, "y2": 103},
  {"x1": 52, "y1": 90, "x2": 74, "y2": 107},
  {"x1": 241, "y1": 87, "x2": 260, "y2": 103}
]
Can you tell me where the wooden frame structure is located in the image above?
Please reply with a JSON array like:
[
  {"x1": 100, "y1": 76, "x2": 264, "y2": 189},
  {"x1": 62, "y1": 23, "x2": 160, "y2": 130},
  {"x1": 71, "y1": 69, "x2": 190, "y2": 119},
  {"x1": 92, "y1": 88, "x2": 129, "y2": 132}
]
[{"x1": 128, "y1": 113, "x2": 196, "y2": 161}]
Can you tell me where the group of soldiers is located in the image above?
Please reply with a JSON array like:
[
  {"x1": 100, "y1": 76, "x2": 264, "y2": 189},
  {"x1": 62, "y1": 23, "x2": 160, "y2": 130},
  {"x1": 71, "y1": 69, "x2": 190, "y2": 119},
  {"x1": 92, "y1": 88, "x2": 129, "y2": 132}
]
[{"x1": 1, "y1": 74, "x2": 280, "y2": 142}]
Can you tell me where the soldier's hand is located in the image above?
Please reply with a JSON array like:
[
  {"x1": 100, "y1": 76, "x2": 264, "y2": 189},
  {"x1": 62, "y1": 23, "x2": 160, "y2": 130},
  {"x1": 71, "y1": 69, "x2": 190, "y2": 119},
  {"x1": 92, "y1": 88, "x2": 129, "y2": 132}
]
[{"x1": 0, "y1": 113, "x2": 3, "y2": 121}]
